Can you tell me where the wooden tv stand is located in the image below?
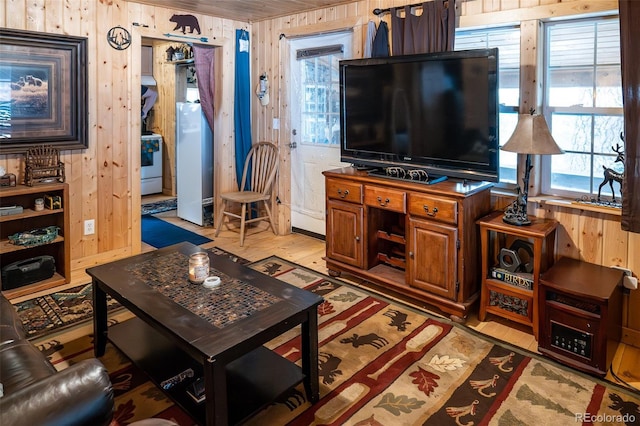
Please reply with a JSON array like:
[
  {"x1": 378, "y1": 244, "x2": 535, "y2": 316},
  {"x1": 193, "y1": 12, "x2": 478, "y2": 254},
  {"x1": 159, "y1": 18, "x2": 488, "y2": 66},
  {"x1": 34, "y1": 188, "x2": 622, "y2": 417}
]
[{"x1": 323, "y1": 167, "x2": 493, "y2": 321}]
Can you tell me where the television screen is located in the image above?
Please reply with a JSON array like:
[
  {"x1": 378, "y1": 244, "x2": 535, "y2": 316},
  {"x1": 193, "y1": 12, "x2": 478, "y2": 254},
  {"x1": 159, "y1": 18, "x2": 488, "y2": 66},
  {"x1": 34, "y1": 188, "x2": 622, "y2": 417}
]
[{"x1": 340, "y1": 48, "x2": 499, "y2": 182}]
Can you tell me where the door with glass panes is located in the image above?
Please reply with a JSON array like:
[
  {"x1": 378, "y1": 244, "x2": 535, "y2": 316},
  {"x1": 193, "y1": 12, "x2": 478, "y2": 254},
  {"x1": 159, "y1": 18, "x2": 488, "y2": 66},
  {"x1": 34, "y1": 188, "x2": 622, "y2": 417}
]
[{"x1": 289, "y1": 32, "x2": 352, "y2": 235}]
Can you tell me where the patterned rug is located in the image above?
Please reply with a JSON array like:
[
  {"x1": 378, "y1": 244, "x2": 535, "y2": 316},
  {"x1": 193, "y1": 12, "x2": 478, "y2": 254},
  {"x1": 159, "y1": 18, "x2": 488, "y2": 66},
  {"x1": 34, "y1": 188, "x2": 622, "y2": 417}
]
[
  {"x1": 141, "y1": 198, "x2": 177, "y2": 215},
  {"x1": 14, "y1": 283, "x2": 123, "y2": 340},
  {"x1": 14, "y1": 248, "x2": 248, "y2": 340},
  {"x1": 39, "y1": 255, "x2": 640, "y2": 425}
]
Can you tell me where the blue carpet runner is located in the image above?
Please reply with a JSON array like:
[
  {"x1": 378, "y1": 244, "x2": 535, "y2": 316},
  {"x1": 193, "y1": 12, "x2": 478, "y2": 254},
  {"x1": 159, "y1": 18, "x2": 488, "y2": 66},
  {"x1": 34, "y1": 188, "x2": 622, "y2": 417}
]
[{"x1": 141, "y1": 215, "x2": 212, "y2": 248}]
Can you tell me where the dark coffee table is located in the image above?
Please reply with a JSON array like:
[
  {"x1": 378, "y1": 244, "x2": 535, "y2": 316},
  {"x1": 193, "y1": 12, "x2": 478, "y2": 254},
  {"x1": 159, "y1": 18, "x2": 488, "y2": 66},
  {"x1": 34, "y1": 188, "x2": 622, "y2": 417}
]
[{"x1": 87, "y1": 242, "x2": 323, "y2": 426}]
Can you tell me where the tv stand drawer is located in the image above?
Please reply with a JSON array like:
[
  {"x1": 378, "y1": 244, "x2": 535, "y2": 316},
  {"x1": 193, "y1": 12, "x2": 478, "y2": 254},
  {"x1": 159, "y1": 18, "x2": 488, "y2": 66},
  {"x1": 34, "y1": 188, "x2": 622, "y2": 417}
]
[
  {"x1": 326, "y1": 178, "x2": 362, "y2": 204},
  {"x1": 408, "y1": 194, "x2": 457, "y2": 224},
  {"x1": 364, "y1": 186, "x2": 406, "y2": 213}
]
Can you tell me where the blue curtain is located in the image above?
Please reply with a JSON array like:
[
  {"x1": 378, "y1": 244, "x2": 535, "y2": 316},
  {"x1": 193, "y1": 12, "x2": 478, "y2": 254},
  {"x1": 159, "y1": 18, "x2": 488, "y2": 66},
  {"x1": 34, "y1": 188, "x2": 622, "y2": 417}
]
[{"x1": 234, "y1": 29, "x2": 252, "y2": 190}]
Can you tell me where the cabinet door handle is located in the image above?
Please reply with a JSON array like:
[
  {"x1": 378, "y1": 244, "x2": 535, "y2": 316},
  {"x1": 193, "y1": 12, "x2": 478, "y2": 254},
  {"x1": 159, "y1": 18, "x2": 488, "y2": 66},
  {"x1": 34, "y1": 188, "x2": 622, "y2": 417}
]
[
  {"x1": 355, "y1": 236, "x2": 360, "y2": 242},
  {"x1": 409, "y1": 251, "x2": 414, "y2": 258},
  {"x1": 377, "y1": 196, "x2": 390, "y2": 207},
  {"x1": 423, "y1": 205, "x2": 438, "y2": 217},
  {"x1": 337, "y1": 189, "x2": 350, "y2": 198}
]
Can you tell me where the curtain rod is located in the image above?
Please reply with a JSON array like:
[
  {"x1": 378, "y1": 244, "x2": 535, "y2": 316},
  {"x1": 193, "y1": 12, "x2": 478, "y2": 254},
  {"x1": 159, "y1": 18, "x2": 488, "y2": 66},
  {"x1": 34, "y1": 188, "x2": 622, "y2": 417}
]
[{"x1": 372, "y1": 1, "x2": 448, "y2": 16}]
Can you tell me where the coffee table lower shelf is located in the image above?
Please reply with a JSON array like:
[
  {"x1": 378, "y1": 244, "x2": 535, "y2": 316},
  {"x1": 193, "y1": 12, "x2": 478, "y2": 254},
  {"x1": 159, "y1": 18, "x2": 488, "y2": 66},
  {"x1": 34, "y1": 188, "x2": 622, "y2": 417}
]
[{"x1": 109, "y1": 317, "x2": 305, "y2": 425}]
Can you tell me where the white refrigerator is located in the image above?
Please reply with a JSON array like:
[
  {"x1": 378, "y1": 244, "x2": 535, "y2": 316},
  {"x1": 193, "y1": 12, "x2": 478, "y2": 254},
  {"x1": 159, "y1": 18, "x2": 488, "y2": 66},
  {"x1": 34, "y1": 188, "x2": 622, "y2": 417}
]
[{"x1": 176, "y1": 102, "x2": 213, "y2": 226}]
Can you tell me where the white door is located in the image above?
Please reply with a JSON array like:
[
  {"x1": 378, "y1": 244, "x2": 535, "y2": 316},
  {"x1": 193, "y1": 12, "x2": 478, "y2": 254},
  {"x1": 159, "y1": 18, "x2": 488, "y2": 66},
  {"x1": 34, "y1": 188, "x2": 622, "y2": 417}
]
[{"x1": 289, "y1": 32, "x2": 352, "y2": 235}]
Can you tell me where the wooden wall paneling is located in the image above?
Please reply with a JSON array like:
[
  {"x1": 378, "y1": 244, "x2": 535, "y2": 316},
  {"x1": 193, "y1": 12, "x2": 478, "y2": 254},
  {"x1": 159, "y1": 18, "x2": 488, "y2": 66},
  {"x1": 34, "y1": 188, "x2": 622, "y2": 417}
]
[
  {"x1": 501, "y1": 0, "x2": 521, "y2": 12},
  {"x1": 553, "y1": 206, "x2": 581, "y2": 260},
  {"x1": 128, "y1": 2, "x2": 151, "y2": 258},
  {"x1": 75, "y1": 0, "x2": 99, "y2": 258},
  {"x1": 63, "y1": 0, "x2": 81, "y2": 35},
  {"x1": 459, "y1": 0, "x2": 617, "y2": 28},
  {"x1": 95, "y1": 1, "x2": 115, "y2": 252},
  {"x1": 276, "y1": 21, "x2": 293, "y2": 235},
  {"x1": 253, "y1": 21, "x2": 269, "y2": 141},
  {"x1": 519, "y1": 20, "x2": 540, "y2": 119},
  {"x1": 77, "y1": 2, "x2": 99, "y2": 259},
  {"x1": 577, "y1": 211, "x2": 604, "y2": 264},
  {"x1": 112, "y1": 1, "x2": 132, "y2": 250},
  {"x1": 212, "y1": 35, "x2": 236, "y2": 228},
  {"x1": 484, "y1": 0, "x2": 502, "y2": 13},
  {"x1": 601, "y1": 215, "x2": 628, "y2": 267},
  {"x1": 517, "y1": 20, "x2": 541, "y2": 198},
  {"x1": 461, "y1": 0, "x2": 484, "y2": 16},
  {"x1": 5, "y1": 0, "x2": 25, "y2": 28},
  {"x1": 155, "y1": 41, "x2": 177, "y2": 196},
  {"x1": 26, "y1": 0, "x2": 45, "y2": 32},
  {"x1": 520, "y1": 0, "x2": 542, "y2": 8},
  {"x1": 259, "y1": 20, "x2": 280, "y2": 236},
  {"x1": 44, "y1": 0, "x2": 63, "y2": 32},
  {"x1": 0, "y1": 0, "x2": 6, "y2": 27},
  {"x1": 4, "y1": 0, "x2": 25, "y2": 27},
  {"x1": 154, "y1": 9, "x2": 178, "y2": 200}
]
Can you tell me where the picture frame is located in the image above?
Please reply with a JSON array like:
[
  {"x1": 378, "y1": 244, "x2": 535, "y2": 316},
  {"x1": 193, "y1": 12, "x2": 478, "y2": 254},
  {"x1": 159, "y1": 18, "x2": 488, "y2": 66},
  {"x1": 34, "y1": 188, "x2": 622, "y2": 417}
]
[{"x1": 0, "y1": 28, "x2": 88, "y2": 154}]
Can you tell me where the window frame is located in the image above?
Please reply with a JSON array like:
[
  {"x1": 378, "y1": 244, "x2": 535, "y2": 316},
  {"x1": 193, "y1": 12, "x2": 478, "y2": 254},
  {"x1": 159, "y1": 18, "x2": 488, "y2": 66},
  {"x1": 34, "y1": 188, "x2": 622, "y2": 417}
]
[{"x1": 539, "y1": 15, "x2": 623, "y2": 200}]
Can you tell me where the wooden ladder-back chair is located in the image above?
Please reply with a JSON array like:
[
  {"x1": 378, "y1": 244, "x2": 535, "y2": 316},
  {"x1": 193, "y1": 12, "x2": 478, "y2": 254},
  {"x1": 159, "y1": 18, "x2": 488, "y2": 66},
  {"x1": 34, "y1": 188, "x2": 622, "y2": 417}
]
[{"x1": 214, "y1": 142, "x2": 279, "y2": 246}]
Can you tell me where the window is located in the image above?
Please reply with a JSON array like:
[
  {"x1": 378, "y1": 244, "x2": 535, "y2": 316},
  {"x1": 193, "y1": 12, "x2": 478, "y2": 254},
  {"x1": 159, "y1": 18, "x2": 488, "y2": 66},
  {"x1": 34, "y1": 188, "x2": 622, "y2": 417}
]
[
  {"x1": 456, "y1": 26, "x2": 521, "y2": 184},
  {"x1": 294, "y1": 43, "x2": 344, "y2": 145},
  {"x1": 542, "y1": 16, "x2": 623, "y2": 200}
]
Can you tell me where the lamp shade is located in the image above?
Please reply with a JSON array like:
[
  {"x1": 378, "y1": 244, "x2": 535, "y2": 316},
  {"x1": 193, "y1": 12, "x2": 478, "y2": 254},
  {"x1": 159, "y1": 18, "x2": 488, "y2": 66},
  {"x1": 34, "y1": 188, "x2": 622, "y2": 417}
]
[{"x1": 501, "y1": 113, "x2": 564, "y2": 155}]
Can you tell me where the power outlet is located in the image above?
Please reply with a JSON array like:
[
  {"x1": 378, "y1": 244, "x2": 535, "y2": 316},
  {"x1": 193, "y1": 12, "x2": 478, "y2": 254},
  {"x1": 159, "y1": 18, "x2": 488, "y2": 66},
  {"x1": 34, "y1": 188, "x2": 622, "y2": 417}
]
[
  {"x1": 84, "y1": 219, "x2": 95, "y2": 235},
  {"x1": 611, "y1": 265, "x2": 637, "y2": 290}
]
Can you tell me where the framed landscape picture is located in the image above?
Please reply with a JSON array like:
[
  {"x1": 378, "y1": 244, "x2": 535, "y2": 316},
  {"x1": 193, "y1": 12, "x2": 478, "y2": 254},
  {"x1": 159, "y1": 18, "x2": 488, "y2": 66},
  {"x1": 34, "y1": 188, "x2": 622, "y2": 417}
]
[{"x1": 0, "y1": 29, "x2": 88, "y2": 153}]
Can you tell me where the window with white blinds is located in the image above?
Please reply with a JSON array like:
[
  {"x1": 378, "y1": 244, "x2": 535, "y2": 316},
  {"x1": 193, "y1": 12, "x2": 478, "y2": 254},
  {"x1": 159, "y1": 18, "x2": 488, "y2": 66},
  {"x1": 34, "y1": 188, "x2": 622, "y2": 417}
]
[
  {"x1": 456, "y1": 26, "x2": 521, "y2": 184},
  {"x1": 542, "y1": 16, "x2": 623, "y2": 200}
]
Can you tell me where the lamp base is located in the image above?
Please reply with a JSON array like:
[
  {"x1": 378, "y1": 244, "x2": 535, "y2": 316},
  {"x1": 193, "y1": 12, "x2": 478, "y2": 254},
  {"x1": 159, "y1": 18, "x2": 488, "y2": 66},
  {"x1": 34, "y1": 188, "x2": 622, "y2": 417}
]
[
  {"x1": 502, "y1": 214, "x2": 531, "y2": 226},
  {"x1": 503, "y1": 185, "x2": 531, "y2": 226}
]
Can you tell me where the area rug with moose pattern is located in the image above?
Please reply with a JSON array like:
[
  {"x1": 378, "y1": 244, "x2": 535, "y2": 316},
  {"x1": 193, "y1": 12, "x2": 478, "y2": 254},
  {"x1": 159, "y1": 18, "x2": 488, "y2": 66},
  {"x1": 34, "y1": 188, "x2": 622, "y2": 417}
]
[{"x1": 39, "y1": 254, "x2": 640, "y2": 425}]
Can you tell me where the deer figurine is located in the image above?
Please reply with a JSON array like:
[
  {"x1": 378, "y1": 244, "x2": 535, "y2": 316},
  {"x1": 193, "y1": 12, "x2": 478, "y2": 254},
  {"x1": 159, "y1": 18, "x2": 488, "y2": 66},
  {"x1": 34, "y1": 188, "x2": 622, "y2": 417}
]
[{"x1": 597, "y1": 133, "x2": 625, "y2": 203}]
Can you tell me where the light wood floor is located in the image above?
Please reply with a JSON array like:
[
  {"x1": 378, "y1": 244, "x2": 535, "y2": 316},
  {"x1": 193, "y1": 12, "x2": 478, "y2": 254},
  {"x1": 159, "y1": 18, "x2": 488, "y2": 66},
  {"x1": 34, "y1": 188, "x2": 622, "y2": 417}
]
[{"x1": 143, "y1": 206, "x2": 639, "y2": 393}]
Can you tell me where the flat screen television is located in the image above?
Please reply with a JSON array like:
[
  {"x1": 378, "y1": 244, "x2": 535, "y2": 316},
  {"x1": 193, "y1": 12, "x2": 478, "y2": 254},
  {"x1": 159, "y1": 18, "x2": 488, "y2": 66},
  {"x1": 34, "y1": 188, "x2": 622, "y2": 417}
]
[{"x1": 340, "y1": 48, "x2": 499, "y2": 183}]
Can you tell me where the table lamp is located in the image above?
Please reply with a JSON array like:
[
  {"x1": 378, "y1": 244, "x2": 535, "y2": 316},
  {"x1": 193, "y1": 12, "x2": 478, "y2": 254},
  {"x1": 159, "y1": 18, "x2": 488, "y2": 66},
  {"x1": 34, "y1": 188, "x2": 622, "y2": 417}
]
[{"x1": 501, "y1": 110, "x2": 564, "y2": 226}]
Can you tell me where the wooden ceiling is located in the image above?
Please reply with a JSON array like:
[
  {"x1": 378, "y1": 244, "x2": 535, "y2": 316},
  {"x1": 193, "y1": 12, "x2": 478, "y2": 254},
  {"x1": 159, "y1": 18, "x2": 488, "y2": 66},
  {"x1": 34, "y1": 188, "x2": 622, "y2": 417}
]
[{"x1": 129, "y1": 0, "x2": 357, "y2": 22}]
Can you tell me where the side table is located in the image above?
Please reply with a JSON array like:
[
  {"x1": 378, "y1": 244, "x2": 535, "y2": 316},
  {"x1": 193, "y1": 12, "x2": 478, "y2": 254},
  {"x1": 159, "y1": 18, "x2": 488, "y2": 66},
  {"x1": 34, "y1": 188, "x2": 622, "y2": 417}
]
[
  {"x1": 538, "y1": 257, "x2": 624, "y2": 377},
  {"x1": 477, "y1": 211, "x2": 558, "y2": 340}
]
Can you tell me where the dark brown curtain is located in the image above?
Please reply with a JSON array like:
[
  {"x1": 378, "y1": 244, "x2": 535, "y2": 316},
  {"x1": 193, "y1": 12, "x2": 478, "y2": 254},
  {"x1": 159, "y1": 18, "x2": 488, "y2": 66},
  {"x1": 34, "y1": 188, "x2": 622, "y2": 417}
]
[
  {"x1": 391, "y1": 0, "x2": 455, "y2": 55},
  {"x1": 619, "y1": 0, "x2": 640, "y2": 233},
  {"x1": 192, "y1": 44, "x2": 215, "y2": 132}
]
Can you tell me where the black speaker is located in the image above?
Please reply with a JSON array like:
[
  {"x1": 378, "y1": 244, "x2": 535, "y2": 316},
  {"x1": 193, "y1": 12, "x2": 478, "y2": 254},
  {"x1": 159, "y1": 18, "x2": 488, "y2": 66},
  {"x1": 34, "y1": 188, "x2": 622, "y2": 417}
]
[{"x1": 1, "y1": 255, "x2": 55, "y2": 290}]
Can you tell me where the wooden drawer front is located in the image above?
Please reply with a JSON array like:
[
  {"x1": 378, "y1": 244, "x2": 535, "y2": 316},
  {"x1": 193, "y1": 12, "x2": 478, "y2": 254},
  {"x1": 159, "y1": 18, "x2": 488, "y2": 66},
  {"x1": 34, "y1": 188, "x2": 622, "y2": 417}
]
[
  {"x1": 408, "y1": 194, "x2": 457, "y2": 225},
  {"x1": 364, "y1": 186, "x2": 406, "y2": 213},
  {"x1": 326, "y1": 179, "x2": 363, "y2": 204}
]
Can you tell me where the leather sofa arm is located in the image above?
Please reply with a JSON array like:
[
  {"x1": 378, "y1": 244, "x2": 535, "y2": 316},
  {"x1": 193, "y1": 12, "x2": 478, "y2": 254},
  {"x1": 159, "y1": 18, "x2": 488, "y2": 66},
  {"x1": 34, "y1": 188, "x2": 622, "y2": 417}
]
[{"x1": 0, "y1": 358, "x2": 114, "y2": 426}]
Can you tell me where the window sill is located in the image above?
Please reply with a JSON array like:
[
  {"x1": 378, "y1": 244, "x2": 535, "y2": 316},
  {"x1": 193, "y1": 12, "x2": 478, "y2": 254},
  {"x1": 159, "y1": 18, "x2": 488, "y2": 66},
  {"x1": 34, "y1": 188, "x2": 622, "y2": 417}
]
[
  {"x1": 490, "y1": 189, "x2": 622, "y2": 217},
  {"x1": 528, "y1": 196, "x2": 621, "y2": 217}
]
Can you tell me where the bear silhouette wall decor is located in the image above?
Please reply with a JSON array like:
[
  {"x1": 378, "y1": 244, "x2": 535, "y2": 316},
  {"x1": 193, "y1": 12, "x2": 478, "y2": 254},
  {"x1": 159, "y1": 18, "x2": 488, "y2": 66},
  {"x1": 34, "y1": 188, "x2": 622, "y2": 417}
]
[{"x1": 169, "y1": 14, "x2": 201, "y2": 35}]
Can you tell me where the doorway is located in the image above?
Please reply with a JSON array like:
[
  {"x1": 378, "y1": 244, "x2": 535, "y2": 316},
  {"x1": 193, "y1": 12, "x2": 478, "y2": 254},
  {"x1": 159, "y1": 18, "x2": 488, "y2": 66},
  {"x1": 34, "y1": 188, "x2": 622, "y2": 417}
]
[
  {"x1": 288, "y1": 31, "x2": 352, "y2": 236},
  {"x1": 140, "y1": 38, "x2": 213, "y2": 226}
]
